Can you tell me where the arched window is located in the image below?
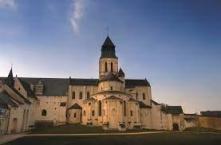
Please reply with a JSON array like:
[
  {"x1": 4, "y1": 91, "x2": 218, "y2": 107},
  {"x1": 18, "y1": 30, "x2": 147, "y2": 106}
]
[
  {"x1": 74, "y1": 113, "x2": 77, "y2": 118},
  {"x1": 92, "y1": 110, "x2": 95, "y2": 116},
  {"x1": 41, "y1": 109, "x2": 47, "y2": 116},
  {"x1": 143, "y1": 93, "x2": 146, "y2": 100},
  {"x1": 105, "y1": 62, "x2": 108, "y2": 72},
  {"x1": 87, "y1": 92, "x2": 90, "y2": 99},
  {"x1": 79, "y1": 92, "x2": 83, "y2": 99},
  {"x1": 83, "y1": 110, "x2": 86, "y2": 116},
  {"x1": 130, "y1": 110, "x2": 133, "y2": 116},
  {"x1": 98, "y1": 101, "x2": 102, "y2": 116},
  {"x1": 111, "y1": 62, "x2": 113, "y2": 72},
  {"x1": 123, "y1": 101, "x2": 126, "y2": 116},
  {"x1": 72, "y1": 91, "x2": 75, "y2": 99}
]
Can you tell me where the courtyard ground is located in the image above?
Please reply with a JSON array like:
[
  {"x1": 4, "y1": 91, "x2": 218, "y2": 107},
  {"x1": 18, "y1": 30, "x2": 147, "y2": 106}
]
[
  {"x1": 3, "y1": 132, "x2": 221, "y2": 145},
  {"x1": 30, "y1": 124, "x2": 155, "y2": 134}
]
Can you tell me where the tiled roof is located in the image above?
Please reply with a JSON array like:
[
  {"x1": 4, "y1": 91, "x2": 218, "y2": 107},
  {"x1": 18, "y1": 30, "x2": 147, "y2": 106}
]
[{"x1": 162, "y1": 106, "x2": 183, "y2": 115}]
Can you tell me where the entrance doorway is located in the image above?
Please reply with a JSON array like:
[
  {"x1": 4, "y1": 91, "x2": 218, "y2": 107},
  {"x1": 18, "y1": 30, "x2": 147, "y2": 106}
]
[
  {"x1": 173, "y1": 123, "x2": 179, "y2": 131},
  {"x1": 12, "y1": 118, "x2": 18, "y2": 133}
]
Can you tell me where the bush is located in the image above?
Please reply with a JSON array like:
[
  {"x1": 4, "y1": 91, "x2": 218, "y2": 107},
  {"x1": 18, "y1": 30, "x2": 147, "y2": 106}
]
[{"x1": 35, "y1": 121, "x2": 54, "y2": 129}]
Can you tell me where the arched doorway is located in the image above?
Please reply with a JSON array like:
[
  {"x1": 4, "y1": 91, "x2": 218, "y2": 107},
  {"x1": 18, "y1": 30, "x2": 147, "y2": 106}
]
[
  {"x1": 12, "y1": 118, "x2": 18, "y2": 133},
  {"x1": 173, "y1": 123, "x2": 179, "y2": 131},
  {"x1": 109, "y1": 108, "x2": 118, "y2": 129}
]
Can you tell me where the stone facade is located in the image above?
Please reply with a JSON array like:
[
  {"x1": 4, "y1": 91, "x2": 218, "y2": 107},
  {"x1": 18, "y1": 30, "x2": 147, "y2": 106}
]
[{"x1": 1, "y1": 36, "x2": 221, "y2": 135}]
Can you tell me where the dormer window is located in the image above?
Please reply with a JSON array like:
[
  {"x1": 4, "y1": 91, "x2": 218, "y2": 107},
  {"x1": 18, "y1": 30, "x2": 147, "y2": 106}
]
[{"x1": 35, "y1": 80, "x2": 44, "y2": 96}]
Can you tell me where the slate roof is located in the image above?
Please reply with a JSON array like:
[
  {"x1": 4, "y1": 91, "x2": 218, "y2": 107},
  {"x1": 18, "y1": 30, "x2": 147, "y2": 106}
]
[
  {"x1": 138, "y1": 101, "x2": 152, "y2": 108},
  {"x1": 151, "y1": 100, "x2": 160, "y2": 105},
  {"x1": 125, "y1": 79, "x2": 151, "y2": 88},
  {"x1": 93, "y1": 90, "x2": 132, "y2": 97},
  {"x1": 101, "y1": 36, "x2": 117, "y2": 58},
  {"x1": 11, "y1": 88, "x2": 31, "y2": 104},
  {"x1": 1, "y1": 77, "x2": 151, "y2": 97},
  {"x1": 69, "y1": 78, "x2": 98, "y2": 86},
  {"x1": 68, "y1": 103, "x2": 82, "y2": 110},
  {"x1": 19, "y1": 78, "x2": 37, "y2": 99},
  {"x1": 201, "y1": 111, "x2": 221, "y2": 118},
  {"x1": 0, "y1": 99, "x2": 8, "y2": 109},
  {"x1": 118, "y1": 68, "x2": 125, "y2": 77},
  {"x1": 20, "y1": 78, "x2": 69, "y2": 96},
  {"x1": 162, "y1": 106, "x2": 183, "y2": 115},
  {"x1": 105, "y1": 96, "x2": 122, "y2": 100},
  {"x1": 0, "y1": 92, "x2": 18, "y2": 107}
]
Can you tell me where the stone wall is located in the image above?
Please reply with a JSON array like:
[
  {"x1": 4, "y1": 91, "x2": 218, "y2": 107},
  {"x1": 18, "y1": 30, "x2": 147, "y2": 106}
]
[
  {"x1": 35, "y1": 96, "x2": 67, "y2": 125},
  {"x1": 198, "y1": 116, "x2": 221, "y2": 130}
]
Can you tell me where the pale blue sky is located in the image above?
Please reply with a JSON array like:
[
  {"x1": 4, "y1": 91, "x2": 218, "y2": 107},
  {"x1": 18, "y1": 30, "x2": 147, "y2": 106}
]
[{"x1": 0, "y1": 0, "x2": 221, "y2": 113}]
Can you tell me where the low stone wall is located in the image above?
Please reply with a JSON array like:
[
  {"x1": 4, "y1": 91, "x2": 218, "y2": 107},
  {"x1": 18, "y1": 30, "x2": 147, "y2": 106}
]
[{"x1": 198, "y1": 116, "x2": 221, "y2": 130}]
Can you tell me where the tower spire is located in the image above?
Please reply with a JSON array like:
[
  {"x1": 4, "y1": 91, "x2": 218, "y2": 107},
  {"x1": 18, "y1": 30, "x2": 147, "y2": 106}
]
[
  {"x1": 100, "y1": 36, "x2": 117, "y2": 58},
  {"x1": 5, "y1": 67, "x2": 14, "y2": 88}
]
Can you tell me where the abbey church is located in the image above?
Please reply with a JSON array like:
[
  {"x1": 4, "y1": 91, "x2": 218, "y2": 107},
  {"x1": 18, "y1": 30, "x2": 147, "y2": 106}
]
[{"x1": 0, "y1": 36, "x2": 220, "y2": 134}]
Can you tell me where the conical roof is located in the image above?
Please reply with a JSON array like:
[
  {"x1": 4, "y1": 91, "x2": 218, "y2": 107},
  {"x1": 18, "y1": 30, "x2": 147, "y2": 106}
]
[
  {"x1": 101, "y1": 36, "x2": 117, "y2": 58},
  {"x1": 118, "y1": 68, "x2": 125, "y2": 77},
  {"x1": 5, "y1": 68, "x2": 14, "y2": 88},
  {"x1": 102, "y1": 36, "x2": 115, "y2": 48}
]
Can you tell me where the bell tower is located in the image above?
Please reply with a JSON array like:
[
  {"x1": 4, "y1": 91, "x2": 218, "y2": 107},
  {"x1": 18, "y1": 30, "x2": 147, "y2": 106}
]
[{"x1": 99, "y1": 36, "x2": 118, "y2": 79}]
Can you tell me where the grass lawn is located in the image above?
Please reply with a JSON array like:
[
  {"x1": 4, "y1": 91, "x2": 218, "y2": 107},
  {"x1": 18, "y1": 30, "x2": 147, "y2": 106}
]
[
  {"x1": 4, "y1": 132, "x2": 221, "y2": 145},
  {"x1": 30, "y1": 124, "x2": 155, "y2": 134}
]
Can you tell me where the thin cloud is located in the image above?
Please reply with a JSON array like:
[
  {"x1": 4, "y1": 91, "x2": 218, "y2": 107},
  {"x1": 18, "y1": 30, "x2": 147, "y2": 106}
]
[
  {"x1": 70, "y1": 0, "x2": 85, "y2": 34},
  {"x1": 0, "y1": 0, "x2": 16, "y2": 9}
]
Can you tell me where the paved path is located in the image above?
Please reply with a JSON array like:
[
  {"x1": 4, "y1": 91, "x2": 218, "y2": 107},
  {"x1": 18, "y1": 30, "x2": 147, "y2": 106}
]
[
  {"x1": 1, "y1": 131, "x2": 220, "y2": 144},
  {"x1": 0, "y1": 133, "x2": 26, "y2": 145},
  {"x1": 0, "y1": 131, "x2": 164, "y2": 144},
  {"x1": 28, "y1": 131, "x2": 165, "y2": 137}
]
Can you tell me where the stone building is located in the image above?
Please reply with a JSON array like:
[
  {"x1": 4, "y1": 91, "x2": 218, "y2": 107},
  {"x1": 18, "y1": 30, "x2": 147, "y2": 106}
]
[
  {"x1": 0, "y1": 36, "x2": 221, "y2": 134},
  {"x1": 0, "y1": 69, "x2": 38, "y2": 134}
]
